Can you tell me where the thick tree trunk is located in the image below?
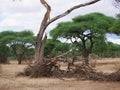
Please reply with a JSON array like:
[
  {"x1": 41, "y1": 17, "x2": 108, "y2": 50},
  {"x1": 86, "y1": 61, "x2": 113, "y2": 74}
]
[
  {"x1": 37, "y1": 34, "x2": 47, "y2": 64},
  {"x1": 35, "y1": 0, "x2": 50, "y2": 64}
]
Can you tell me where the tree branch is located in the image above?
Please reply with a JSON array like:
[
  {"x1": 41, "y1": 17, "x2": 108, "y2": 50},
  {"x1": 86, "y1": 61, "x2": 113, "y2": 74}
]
[{"x1": 47, "y1": 0, "x2": 100, "y2": 26}]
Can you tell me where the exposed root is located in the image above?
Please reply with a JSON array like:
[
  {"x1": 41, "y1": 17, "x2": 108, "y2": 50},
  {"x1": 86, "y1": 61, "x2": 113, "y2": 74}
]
[{"x1": 17, "y1": 61, "x2": 120, "y2": 82}]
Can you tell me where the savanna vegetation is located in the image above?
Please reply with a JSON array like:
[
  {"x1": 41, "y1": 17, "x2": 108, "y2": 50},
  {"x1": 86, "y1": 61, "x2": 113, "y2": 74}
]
[
  {"x1": 0, "y1": 30, "x2": 36, "y2": 64},
  {"x1": 12, "y1": 13, "x2": 120, "y2": 81},
  {"x1": 0, "y1": 1, "x2": 120, "y2": 90},
  {"x1": 0, "y1": 12, "x2": 120, "y2": 66}
]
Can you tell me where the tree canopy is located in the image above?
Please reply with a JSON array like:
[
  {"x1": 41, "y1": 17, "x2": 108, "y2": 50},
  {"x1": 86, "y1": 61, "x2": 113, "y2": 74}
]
[
  {"x1": 44, "y1": 39, "x2": 70, "y2": 57},
  {"x1": 109, "y1": 14, "x2": 120, "y2": 35},
  {"x1": 50, "y1": 12, "x2": 115, "y2": 40},
  {"x1": 0, "y1": 30, "x2": 36, "y2": 64},
  {"x1": 50, "y1": 12, "x2": 115, "y2": 64}
]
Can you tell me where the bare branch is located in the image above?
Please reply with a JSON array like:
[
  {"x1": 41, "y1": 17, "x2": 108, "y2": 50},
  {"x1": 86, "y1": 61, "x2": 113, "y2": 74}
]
[
  {"x1": 47, "y1": 0, "x2": 101, "y2": 26},
  {"x1": 113, "y1": 0, "x2": 120, "y2": 10}
]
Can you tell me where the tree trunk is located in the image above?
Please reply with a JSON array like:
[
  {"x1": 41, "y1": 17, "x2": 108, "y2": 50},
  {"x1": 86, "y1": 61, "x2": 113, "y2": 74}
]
[
  {"x1": 37, "y1": 34, "x2": 47, "y2": 64},
  {"x1": 18, "y1": 55, "x2": 22, "y2": 64},
  {"x1": 82, "y1": 50, "x2": 89, "y2": 65},
  {"x1": 18, "y1": 59, "x2": 22, "y2": 64}
]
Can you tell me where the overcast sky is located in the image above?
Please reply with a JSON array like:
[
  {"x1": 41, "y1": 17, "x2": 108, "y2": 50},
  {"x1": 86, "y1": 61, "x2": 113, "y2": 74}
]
[{"x1": 0, "y1": 0, "x2": 120, "y2": 44}]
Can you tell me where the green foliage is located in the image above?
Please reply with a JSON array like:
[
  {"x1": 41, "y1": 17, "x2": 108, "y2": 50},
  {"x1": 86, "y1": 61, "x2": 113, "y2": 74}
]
[
  {"x1": 0, "y1": 45, "x2": 10, "y2": 63},
  {"x1": 51, "y1": 42, "x2": 70, "y2": 57},
  {"x1": 73, "y1": 12, "x2": 115, "y2": 30},
  {"x1": 107, "y1": 42, "x2": 120, "y2": 57},
  {"x1": 109, "y1": 14, "x2": 120, "y2": 35},
  {"x1": 0, "y1": 30, "x2": 35, "y2": 45},
  {"x1": 0, "y1": 30, "x2": 36, "y2": 64},
  {"x1": 92, "y1": 41, "x2": 108, "y2": 55},
  {"x1": 44, "y1": 39, "x2": 70, "y2": 57},
  {"x1": 44, "y1": 39, "x2": 60, "y2": 56},
  {"x1": 50, "y1": 12, "x2": 115, "y2": 40},
  {"x1": 92, "y1": 42, "x2": 120, "y2": 57}
]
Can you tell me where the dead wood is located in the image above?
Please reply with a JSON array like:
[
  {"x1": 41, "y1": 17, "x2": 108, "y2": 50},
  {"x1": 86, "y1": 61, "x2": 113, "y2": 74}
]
[{"x1": 17, "y1": 61, "x2": 120, "y2": 82}]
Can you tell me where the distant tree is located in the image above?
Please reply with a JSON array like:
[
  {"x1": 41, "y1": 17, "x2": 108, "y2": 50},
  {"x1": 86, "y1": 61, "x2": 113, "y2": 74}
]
[
  {"x1": 44, "y1": 39, "x2": 60, "y2": 57},
  {"x1": 0, "y1": 45, "x2": 10, "y2": 64},
  {"x1": 0, "y1": 31, "x2": 15, "y2": 63},
  {"x1": 10, "y1": 31, "x2": 35, "y2": 64},
  {"x1": 0, "y1": 30, "x2": 36, "y2": 64},
  {"x1": 92, "y1": 37, "x2": 108, "y2": 57},
  {"x1": 109, "y1": 14, "x2": 120, "y2": 35},
  {"x1": 50, "y1": 13, "x2": 115, "y2": 65},
  {"x1": 107, "y1": 42, "x2": 120, "y2": 57},
  {"x1": 51, "y1": 42, "x2": 70, "y2": 57},
  {"x1": 44, "y1": 39, "x2": 70, "y2": 57}
]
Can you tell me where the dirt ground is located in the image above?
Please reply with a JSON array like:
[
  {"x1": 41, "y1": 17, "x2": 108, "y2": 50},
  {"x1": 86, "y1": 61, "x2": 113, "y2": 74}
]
[{"x1": 0, "y1": 58, "x2": 120, "y2": 90}]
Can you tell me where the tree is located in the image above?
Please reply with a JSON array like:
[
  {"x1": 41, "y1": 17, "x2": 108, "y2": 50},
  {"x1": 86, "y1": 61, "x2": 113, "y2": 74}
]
[
  {"x1": 44, "y1": 39, "x2": 70, "y2": 57},
  {"x1": 0, "y1": 45, "x2": 10, "y2": 64},
  {"x1": 11, "y1": 31, "x2": 35, "y2": 64},
  {"x1": 0, "y1": 31, "x2": 15, "y2": 63},
  {"x1": 92, "y1": 37, "x2": 109, "y2": 57},
  {"x1": 107, "y1": 42, "x2": 120, "y2": 57},
  {"x1": 0, "y1": 30, "x2": 36, "y2": 64},
  {"x1": 35, "y1": 0, "x2": 101, "y2": 64},
  {"x1": 50, "y1": 13, "x2": 115, "y2": 65},
  {"x1": 109, "y1": 14, "x2": 120, "y2": 35},
  {"x1": 44, "y1": 39, "x2": 60, "y2": 57}
]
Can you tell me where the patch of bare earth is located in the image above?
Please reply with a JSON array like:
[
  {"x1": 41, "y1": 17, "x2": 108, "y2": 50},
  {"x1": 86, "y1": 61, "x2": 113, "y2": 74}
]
[{"x1": 0, "y1": 58, "x2": 120, "y2": 90}]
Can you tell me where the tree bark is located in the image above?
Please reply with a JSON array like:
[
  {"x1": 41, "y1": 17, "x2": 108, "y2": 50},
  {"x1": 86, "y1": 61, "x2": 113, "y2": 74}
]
[
  {"x1": 35, "y1": 0, "x2": 51, "y2": 63},
  {"x1": 83, "y1": 50, "x2": 89, "y2": 65},
  {"x1": 35, "y1": 0, "x2": 100, "y2": 64},
  {"x1": 18, "y1": 59, "x2": 22, "y2": 64},
  {"x1": 38, "y1": 34, "x2": 47, "y2": 64}
]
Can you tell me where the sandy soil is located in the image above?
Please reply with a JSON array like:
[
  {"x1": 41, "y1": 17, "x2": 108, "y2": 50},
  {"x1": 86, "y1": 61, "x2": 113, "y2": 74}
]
[{"x1": 0, "y1": 58, "x2": 120, "y2": 90}]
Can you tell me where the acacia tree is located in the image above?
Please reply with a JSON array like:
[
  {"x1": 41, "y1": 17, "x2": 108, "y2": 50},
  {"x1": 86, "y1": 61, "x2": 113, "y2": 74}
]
[
  {"x1": 50, "y1": 13, "x2": 115, "y2": 65},
  {"x1": 0, "y1": 30, "x2": 35, "y2": 64},
  {"x1": 35, "y1": 0, "x2": 101, "y2": 64},
  {"x1": 0, "y1": 31, "x2": 16, "y2": 63}
]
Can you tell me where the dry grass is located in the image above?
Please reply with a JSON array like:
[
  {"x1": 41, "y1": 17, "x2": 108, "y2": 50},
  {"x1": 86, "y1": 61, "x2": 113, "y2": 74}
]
[
  {"x1": 0, "y1": 58, "x2": 120, "y2": 90},
  {"x1": 95, "y1": 58, "x2": 120, "y2": 73}
]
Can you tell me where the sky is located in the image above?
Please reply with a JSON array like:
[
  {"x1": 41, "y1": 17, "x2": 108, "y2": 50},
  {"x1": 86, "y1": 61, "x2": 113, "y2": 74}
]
[{"x1": 0, "y1": 0, "x2": 120, "y2": 44}]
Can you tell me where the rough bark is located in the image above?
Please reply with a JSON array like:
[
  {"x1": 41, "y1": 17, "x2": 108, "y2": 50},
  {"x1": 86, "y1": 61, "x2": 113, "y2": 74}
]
[
  {"x1": 82, "y1": 50, "x2": 89, "y2": 65},
  {"x1": 38, "y1": 34, "x2": 47, "y2": 64},
  {"x1": 35, "y1": 0, "x2": 100, "y2": 64},
  {"x1": 35, "y1": 0, "x2": 51, "y2": 63}
]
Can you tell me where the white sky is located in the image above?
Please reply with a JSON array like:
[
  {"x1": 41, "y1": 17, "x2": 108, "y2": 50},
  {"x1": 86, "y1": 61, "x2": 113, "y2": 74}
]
[{"x1": 0, "y1": 0, "x2": 120, "y2": 44}]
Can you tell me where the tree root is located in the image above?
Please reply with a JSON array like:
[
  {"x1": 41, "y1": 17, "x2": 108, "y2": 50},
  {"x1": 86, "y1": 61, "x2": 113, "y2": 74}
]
[{"x1": 17, "y1": 62, "x2": 120, "y2": 82}]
